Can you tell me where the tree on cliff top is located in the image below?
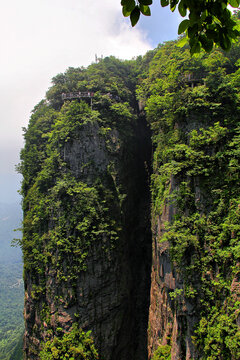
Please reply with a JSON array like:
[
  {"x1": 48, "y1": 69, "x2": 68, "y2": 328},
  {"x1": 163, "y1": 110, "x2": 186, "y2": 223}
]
[{"x1": 121, "y1": 0, "x2": 240, "y2": 54}]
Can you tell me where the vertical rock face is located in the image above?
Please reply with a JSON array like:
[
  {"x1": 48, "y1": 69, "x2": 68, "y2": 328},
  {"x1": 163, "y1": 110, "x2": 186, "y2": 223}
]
[
  {"x1": 22, "y1": 45, "x2": 240, "y2": 360},
  {"x1": 22, "y1": 99, "x2": 152, "y2": 359},
  {"x1": 148, "y1": 190, "x2": 199, "y2": 360},
  {"x1": 138, "y1": 40, "x2": 240, "y2": 360},
  {"x1": 147, "y1": 116, "x2": 240, "y2": 359},
  {"x1": 148, "y1": 163, "x2": 199, "y2": 360}
]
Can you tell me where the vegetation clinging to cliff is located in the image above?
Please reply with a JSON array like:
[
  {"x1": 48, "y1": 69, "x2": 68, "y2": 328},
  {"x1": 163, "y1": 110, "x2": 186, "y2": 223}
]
[
  {"x1": 138, "y1": 39, "x2": 240, "y2": 358},
  {"x1": 20, "y1": 56, "x2": 150, "y2": 359},
  {"x1": 40, "y1": 324, "x2": 98, "y2": 360},
  {"x1": 20, "y1": 37, "x2": 240, "y2": 359},
  {"x1": 19, "y1": 57, "x2": 137, "y2": 292}
]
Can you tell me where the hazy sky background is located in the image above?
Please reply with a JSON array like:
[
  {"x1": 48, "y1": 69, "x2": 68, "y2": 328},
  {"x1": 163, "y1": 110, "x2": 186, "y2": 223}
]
[{"x1": 0, "y1": 0, "x2": 181, "y2": 204}]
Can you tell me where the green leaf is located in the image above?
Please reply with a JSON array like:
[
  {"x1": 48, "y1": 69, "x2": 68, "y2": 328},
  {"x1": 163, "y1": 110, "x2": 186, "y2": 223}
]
[
  {"x1": 190, "y1": 40, "x2": 201, "y2": 55},
  {"x1": 199, "y1": 35, "x2": 213, "y2": 52},
  {"x1": 189, "y1": 36, "x2": 200, "y2": 55},
  {"x1": 221, "y1": 2, "x2": 227, "y2": 9},
  {"x1": 122, "y1": 6, "x2": 131, "y2": 17},
  {"x1": 229, "y1": 0, "x2": 239, "y2": 8},
  {"x1": 122, "y1": 0, "x2": 135, "y2": 11},
  {"x1": 177, "y1": 36, "x2": 188, "y2": 47},
  {"x1": 187, "y1": 23, "x2": 198, "y2": 38},
  {"x1": 219, "y1": 32, "x2": 231, "y2": 51},
  {"x1": 139, "y1": 0, "x2": 152, "y2": 5},
  {"x1": 178, "y1": 0, "x2": 187, "y2": 17},
  {"x1": 122, "y1": 0, "x2": 135, "y2": 16},
  {"x1": 121, "y1": 0, "x2": 137, "y2": 6},
  {"x1": 140, "y1": 4, "x2": 151, "y2": 16},
  {"x1": 178, "y1": 19, "x2": 190, "y2": 35},
  {"x1": 200, "y1": 10, "x2": 208, "y2": 23},
  {"x1": 170, "y1": 0, "x2": 178, "y2": 7},
  {"x1": 189, "y1": 11, "x2": 199, "y2": 24},
  {"x1": 130, "y1": 6, "x2": 141, "y2": 26},
  {"x1": 205, "y1": 15, "x2": 213, "y2": 25},
  {"x1": 205, "y1": 28, "x2": 216, "y2": 40},
  {"x1": 161, "y1": 0, "x2": 169, "y2": 7},
  {"x1": 121, "y1": 0, "x2": 133, "y2": 5}
]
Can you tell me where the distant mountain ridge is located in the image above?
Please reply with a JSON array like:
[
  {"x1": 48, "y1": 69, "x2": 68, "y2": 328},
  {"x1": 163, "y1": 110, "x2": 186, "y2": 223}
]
[{"x1": 0, "y1": 202, "x2": 23, "y2": 359}]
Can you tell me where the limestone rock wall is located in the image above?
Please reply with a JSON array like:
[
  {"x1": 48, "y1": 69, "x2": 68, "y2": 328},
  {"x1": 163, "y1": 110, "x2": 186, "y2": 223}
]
[
  {"x1": 148, "y1": 204, "x2": 199, "y2": 360},
  {"x1": 23, "y1": 113, "x2": 152, "y2": 360}
]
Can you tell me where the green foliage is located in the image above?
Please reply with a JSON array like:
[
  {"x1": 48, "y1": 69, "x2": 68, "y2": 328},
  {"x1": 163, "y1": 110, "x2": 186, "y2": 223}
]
[
  {"x1": 45, "y1": 57, "x2": 136, "y2": 110},
  {"x1": 0, "y1": 204, "x2": 23, "y2": 360},
  {"x1": 194, "y1": 305, "x2": 240, "y2": 359},
  {"x1": 138, "y1": 38, "x2": 240, "y2": 358},
  {"x1": 152, "y1": 344, "x2": 171, "y2": 360},
  {"x1": 0, "y1": 264, "x2": 24, "y2": 360},
  {"x1": 121, "y1": 0, "x2": 151, "y2": 24},
  {"x1": 20, "y1": 58, "x2": 136, "y2": 290},
  {"x1": 40, "y1": 324, "x2": 98, "y2": 360},
  {"x1": 20, "y1": 39, "x2": 240, "y2": 359},
  {"x1": 121, "y1": 1, "x2": 240, "y2": 54},
  {"x1": 20, "y1": 56, "x2": 138, "y2": 358},
  {"x1": 22, "y1": 164, "x2": 122, "y2": 288}
]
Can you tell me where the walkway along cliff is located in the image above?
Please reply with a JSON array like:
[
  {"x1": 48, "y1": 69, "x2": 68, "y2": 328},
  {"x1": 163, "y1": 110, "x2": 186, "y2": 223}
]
[{"x1": 20, "y1": 43, "x2": 240, "y2": 359}]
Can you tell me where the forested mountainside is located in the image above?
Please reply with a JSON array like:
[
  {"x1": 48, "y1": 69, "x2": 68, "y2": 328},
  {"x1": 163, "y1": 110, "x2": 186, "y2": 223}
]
[
  {"x1": 141, "y1": 41, "x2": 240, "y2": 359},
  {"x1": 0, "y1": 203, "x2": 24, "y2": 360},
  {"x1": 20, "y1": 37, "x2": 240, "y2": 359},
  {"x1": 0, "y1": 263, "x2": 24, "y2": 360}
]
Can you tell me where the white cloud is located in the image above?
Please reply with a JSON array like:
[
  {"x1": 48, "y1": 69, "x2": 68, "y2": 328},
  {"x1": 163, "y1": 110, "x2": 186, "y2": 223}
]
[{"x1": 0, "y1": 0, "x2": 151, "y2": 168}]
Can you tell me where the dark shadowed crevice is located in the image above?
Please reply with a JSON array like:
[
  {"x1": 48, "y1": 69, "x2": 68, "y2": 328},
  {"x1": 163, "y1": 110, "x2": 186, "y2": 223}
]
[{"x1": 112, "y1": 113, "x2": 152, "y2": 360}]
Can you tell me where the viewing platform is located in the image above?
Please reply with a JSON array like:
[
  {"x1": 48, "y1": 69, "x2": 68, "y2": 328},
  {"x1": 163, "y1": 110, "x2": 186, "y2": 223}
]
[
  {"x1": 181, "y1": 73, "x2": 205, "y2": 87},
  {"x1": 61, "y1": 92, "x2": 121, "y2": 108},
  {"x1": 62, "y1": 92, "x2": 94, "y2": 101}
]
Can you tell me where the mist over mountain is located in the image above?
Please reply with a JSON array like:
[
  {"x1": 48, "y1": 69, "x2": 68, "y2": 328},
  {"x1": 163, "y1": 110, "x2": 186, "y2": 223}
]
[
  {"x1": 0, "y1": 173, "x2": 21, "y2": 204},
  {"x1": 0, "y1": 201, "x2": 22, "y2": 263},
  {"x1": 0, "y1": 199, "x2": 23, "y2": 359}
]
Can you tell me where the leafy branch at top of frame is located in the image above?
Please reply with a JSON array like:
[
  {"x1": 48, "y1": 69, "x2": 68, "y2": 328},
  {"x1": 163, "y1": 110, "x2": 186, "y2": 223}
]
[{"x1": 121, "y1": 0, "x2": 240, "y2": 54}]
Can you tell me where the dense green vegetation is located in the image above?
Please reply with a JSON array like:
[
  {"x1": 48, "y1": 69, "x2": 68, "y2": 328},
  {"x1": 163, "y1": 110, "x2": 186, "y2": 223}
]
[
  {"x1": 19, "y1": 57, "x2": 138, "y2": 296},
  {"x1": 40, "y1": 324, "x2": 98, "y2": 360},
  {"x1": 20, "y1": 32, "x2": 240, "y2": 358},
  {"x1": 19, "y1": 56, "x2": 149, "y2": 358},
  {"x1": 138, "y1": 38, "x2": 240, "y2": 358},
  {"x1": 0, "y1": 263, "x2": 24, "y2": 360},
  {"x1": 152, "y1": 344, "x2": 171, "y2": 360},
  {"x1": 0, "y1": 203, "x2": 23, "y2": 360}
]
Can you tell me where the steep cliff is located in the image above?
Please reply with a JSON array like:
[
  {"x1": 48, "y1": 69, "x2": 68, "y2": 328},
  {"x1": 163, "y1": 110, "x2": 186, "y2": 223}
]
[
  {"x1": 141, "y1": 41, "x2": 240, "y2": 359},
  {"x1": 20, "y1": 42, "x2": 240, "y2": 360},
  {"x1": 20, "y1": 59, "x2": 152, "y2": 359}
]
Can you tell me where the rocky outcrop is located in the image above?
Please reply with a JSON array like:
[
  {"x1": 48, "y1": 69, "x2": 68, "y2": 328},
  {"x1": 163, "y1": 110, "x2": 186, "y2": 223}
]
[
  {"x1": 147, "y1": 115, "x2": 240, "y2": 358},
  {"x1": 148, "y1": 205, "x2": 199, "y2": 360},
  {"x1": 23, "y1": 112, "x2": 152, "y2": 360},
  {"x1": 147, "y1": 123, "x2": 206, "y2": 359}
]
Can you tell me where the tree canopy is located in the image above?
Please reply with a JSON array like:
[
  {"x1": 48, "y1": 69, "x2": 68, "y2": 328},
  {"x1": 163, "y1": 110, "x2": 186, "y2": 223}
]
[{"x1": 121, "y1": 0, "x2": 240, "y2": 54}]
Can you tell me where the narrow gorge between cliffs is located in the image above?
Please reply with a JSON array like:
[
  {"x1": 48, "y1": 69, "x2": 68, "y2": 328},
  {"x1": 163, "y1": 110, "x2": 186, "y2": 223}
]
[{"x1": 20, "y1": 39, "x2": 240, "y2": 360}]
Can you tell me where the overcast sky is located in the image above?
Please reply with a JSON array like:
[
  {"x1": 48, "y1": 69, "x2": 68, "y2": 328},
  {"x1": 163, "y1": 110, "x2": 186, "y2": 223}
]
[{"x1": 0, "y1": 0, "x2": 180, "y2": 203}]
